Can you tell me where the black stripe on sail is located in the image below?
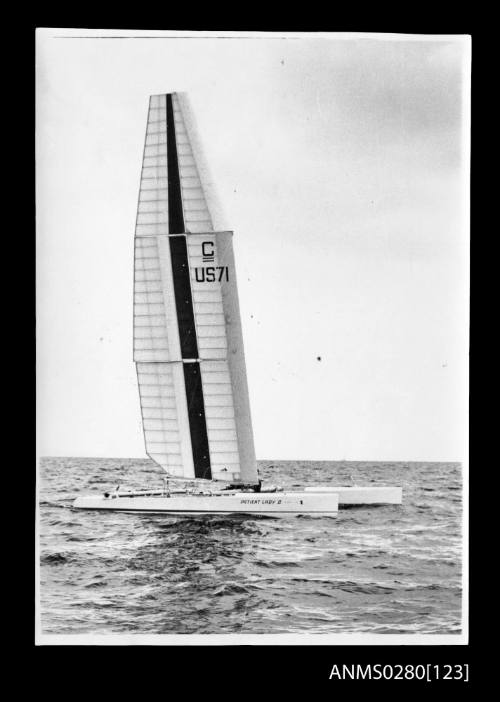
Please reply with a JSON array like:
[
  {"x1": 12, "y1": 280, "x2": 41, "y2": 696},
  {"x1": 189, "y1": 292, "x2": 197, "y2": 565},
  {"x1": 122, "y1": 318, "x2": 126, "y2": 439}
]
[
  {"x1": 166, "y1": 95, "x2": 198, "y2": 358},
  {"x1": 166, "y1": 94, "x2": 185, "y2": 234},
  {"x1": 165, "y1": 93, "x2": 211, "y2": 478},
  {"x1": 169, "y1": 235, "x2": 199, "y2": 359},
  {"x1": 183, "y1": 362, "x2": 212, "y2": 480}
]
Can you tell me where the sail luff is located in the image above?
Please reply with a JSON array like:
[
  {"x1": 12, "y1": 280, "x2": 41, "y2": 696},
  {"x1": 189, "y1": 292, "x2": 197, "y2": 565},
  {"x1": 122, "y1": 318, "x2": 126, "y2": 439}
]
[
  {"x1": 165, "y1": 94, "x2": 212, "y2": 479},
  {"x1": 166, "y1": 94, "x2": 185, "y2": 234}
]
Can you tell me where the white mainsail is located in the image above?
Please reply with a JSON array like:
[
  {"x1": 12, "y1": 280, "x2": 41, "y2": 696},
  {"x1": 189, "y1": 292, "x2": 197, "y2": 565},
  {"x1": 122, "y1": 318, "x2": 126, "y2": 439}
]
[{"x1": 133, "y1": 93, "x2": 257, "y2": 485}]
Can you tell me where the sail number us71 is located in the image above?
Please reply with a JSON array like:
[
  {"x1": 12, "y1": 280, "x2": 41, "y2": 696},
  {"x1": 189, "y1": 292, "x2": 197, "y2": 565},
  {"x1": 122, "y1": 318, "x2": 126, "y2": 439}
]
[
  {"x1": 194, "y1": 241, "x2": 229, "y2": 282},
  {"x1": 194, "y1": 266, "x2": 229, "y2": 282}
]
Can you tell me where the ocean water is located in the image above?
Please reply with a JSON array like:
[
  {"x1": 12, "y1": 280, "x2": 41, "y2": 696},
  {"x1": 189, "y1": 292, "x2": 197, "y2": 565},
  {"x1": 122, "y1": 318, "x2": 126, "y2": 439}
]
[{"x1": 38, "y1": 458, "x2": 462, "y2": 635}]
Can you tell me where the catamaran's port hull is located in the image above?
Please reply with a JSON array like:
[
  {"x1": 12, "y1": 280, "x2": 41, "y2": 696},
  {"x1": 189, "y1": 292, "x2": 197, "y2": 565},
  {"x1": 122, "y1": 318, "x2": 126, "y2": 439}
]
[
  {"x1": 304, "y1": 486, "x2": 402, "y2": 505},
  {"x1": 73, "y1": 492, "x2": 339, "y2": 516}
]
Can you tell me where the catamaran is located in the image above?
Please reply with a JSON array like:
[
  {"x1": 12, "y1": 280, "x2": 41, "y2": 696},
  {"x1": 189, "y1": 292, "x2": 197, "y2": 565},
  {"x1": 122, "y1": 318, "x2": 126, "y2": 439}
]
[{"x1": 73, "y1": 92, "x2": 402, "y2": 517}]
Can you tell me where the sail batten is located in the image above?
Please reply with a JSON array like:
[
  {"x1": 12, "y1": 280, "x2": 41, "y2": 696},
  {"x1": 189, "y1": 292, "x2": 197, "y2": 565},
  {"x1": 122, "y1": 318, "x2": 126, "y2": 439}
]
[{"x1": 134, "y1": 93, "x2": 258, "y2": 485}]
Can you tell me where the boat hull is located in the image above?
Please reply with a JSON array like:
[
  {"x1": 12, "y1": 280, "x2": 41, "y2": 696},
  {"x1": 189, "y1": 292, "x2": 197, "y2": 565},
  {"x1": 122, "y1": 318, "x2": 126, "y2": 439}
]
[
  {"x1": 73, "y1": 491, "x2": 339, "y2": 516},
  {"x1": 304, "y1": 486, "x2": 402, "y2": 504}
]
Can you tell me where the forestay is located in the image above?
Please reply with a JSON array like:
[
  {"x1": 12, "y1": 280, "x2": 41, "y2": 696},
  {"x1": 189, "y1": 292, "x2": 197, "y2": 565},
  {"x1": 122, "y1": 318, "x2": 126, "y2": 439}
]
[{"x1": 133, "y1": 93, "x2": 257, "y2": 485}]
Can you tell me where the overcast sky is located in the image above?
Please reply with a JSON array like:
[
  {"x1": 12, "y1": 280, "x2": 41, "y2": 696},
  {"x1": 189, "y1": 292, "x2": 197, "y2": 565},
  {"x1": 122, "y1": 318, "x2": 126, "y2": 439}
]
[{"x1": 36, "y1": 31, "x2": 470, "y2": 462}]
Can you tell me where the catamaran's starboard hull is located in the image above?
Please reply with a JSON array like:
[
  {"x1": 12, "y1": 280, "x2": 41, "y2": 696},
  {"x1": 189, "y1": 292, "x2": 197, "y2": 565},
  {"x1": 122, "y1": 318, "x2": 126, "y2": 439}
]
[
  {"x1": 304, "y1": 486, "x2": 402, "y2": 504},
  {"x1": 73, "y1": 492, "x2": 339, "y2": 516}
]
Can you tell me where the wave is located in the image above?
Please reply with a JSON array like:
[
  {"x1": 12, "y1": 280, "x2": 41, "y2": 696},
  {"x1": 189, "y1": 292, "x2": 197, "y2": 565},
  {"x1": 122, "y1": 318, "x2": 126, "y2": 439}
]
[{"x1": 41, "y1": 552, "x2": 70, "y2": 565}]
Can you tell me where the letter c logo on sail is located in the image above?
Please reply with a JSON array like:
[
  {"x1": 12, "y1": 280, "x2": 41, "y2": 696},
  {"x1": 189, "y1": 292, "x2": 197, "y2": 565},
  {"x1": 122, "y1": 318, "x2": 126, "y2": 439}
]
[{"x1": 202, "y1": 241, "x2": 215, "y2": 261}]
